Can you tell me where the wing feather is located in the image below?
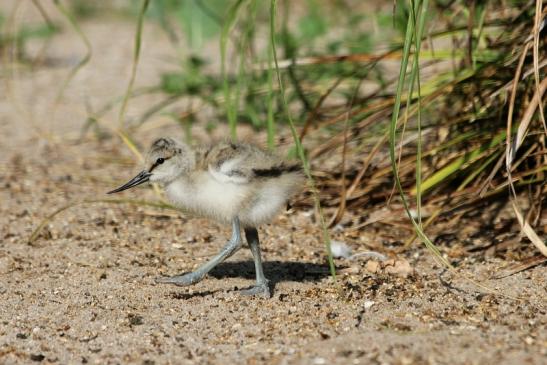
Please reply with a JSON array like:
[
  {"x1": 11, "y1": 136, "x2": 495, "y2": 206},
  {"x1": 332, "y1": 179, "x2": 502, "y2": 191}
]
[
  {"x1": 205, "y1": 142, "x2": 294, "y2": 184},
  {"x1": 206, "y1": 143, "x2": 252, "y2": 184}
]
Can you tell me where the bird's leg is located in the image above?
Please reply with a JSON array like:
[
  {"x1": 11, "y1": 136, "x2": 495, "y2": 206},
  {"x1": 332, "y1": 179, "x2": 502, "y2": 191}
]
[
  {"x1": 156, "y1": 217, "x2": 242, "y2": 286},
  {"x1": 240, "y1": 227, "x2": 271, "y2": 297}
]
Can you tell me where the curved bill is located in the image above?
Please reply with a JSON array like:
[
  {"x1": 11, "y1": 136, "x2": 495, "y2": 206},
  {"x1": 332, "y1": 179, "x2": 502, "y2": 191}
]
[{"x1": 107, "y1": 170, "x2": 152, "y2": 194}]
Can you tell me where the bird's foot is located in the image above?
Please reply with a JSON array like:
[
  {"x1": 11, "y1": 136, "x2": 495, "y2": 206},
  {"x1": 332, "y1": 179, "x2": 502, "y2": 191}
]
[
  {"x1": 155, "y1": 272, "x2": 204, "y2": 287},
  {"x1": 239, "y1": 280, "x2": 271, "y2": 298}
]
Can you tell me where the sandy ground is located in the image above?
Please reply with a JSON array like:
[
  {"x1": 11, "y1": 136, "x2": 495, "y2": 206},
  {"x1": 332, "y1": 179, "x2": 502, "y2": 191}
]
[{"x1": 1, "y1": 3, "x2": 546, "y2": 364}]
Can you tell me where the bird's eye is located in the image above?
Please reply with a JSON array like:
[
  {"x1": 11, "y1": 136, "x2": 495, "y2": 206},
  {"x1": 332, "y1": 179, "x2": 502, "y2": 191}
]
[{"x1": 156, "y1": 158, "x2": 165, "y2": 164}]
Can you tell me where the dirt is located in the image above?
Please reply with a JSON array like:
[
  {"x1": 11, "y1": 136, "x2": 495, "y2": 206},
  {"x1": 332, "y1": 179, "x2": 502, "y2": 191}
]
[{"x1": 0, "y1": 3, "x2": 546, "y2": 364}]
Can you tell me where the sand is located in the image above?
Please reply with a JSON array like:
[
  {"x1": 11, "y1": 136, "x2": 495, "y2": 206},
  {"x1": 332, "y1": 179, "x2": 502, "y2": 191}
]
[{"x1": 0, "y1": 3, "x2": 545, "y2": 364}]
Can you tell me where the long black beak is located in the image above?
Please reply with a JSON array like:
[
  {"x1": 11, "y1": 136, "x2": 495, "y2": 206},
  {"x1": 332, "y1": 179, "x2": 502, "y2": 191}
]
[{"x1": 107, "y1": 170, "x2": 152, "y2": 194}]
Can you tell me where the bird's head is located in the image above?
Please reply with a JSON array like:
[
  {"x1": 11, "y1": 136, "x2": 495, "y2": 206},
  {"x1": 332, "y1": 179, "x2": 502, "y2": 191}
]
[{"x1": 107, "y1": 137, "x2": 193, "y2": 194}]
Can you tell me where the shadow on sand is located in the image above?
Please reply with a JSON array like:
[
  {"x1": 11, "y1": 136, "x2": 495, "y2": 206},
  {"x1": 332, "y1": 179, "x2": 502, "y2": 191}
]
[
  {"x1": 210, "y1": 260, "x2": 331, "y2": 283},
  {"x1": 167, "y1": 261, "x2": 333, "y2": 299},
  {"x1": 213, "y1": 260, "x2": 331, "y2": 295}
]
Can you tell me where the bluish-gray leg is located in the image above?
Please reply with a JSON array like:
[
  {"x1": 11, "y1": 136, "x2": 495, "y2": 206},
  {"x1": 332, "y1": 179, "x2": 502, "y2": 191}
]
[
  {"x1": 156, "y1": 217, "x2": 242, "y2": 286},
  {"x1": 240, "y1": 227, "x2": 271, "y2": 297}
]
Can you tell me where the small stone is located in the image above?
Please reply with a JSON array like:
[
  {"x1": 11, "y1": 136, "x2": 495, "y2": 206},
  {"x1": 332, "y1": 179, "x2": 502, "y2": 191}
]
[
  {"x1": 318, "y1": 331, "x2": 330, "y2": 339},
  {"x1": 384, "y1": 259, "x2": 414, "y2": 278},
  {"x1": 365, "y1": 260, "x2": 380, "y2": 273},
  {"x1": 128, "y1": 314, "x2": 144, "y2": 326},
  {"x1": 30, "y1": 354, "x2": 45, "y2": 362}
]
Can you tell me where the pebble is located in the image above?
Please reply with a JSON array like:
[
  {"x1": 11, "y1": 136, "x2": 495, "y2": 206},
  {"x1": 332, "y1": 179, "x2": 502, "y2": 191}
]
[
  {"x1": 30, "y1": 354, "x2": 45, "y2": 362},
  {"x1": 384, "y1": 259, "x2": 414, "y2": 278},
  {"x1": 365, "y1": 260, "x2": 380, "y2": 273}
]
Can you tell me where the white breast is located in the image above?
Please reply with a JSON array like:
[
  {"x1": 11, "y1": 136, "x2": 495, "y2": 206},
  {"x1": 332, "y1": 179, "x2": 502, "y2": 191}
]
[{"x1": 165, "y1": 173, "x2": 248, "y2": 223}]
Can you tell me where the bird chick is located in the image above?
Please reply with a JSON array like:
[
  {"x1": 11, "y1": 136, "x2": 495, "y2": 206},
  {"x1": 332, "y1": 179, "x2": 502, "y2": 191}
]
[{"x1": 108, "y1": 137, "x2": 305, "y2": 297}]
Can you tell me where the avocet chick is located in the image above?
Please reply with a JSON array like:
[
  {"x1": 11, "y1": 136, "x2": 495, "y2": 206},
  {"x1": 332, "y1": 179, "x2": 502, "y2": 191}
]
[{"x1": 108, "y1": 138, "x2": 305, "y2": 297}]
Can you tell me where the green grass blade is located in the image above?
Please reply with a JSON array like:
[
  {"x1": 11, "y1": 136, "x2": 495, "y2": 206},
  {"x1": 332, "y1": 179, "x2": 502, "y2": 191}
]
[
  {"x1": 270, "y1": 0, "x2": 335, "y2": 279},
  {"x1": 416, "y1": 130, "x2": 506, "y2": 194},
  {"x1": 458, "y1": 150, "x2": 502, "y2": 191},
  {"x1": 118, "y1": 0, "x2": 150, "y2": 128},
  {"x1": 232, "y1": 0, "x2": 257, "y2": 139},
  {"x1": 389, "y1": 0, "x2": 447, "y2": 263},
  {"x1": 52, "y1": 0, "x2": 92, "y2": 104},
  {"x1": 413, "y1": 0, "x2": 428, "y2": 227},
  {"x1": 266, "y1": 43, "x2": 276, "y2": 150},
  {"x1": 220, "y1": 0, "x2": 246, "y2": 140}
]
